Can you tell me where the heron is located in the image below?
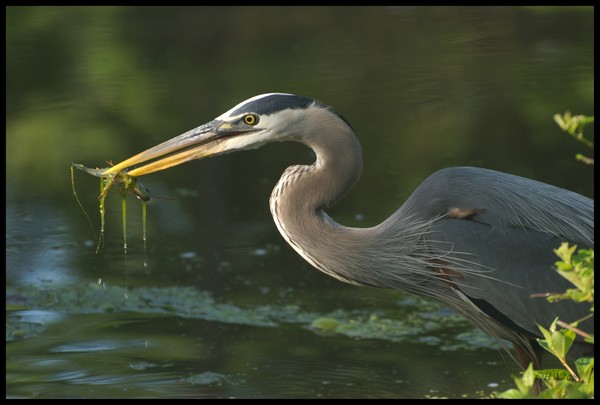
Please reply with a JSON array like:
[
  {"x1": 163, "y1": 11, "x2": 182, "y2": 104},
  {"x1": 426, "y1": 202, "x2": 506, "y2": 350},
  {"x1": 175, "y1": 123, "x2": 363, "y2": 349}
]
[{"x1": 103, "y1": 93, "x2": 594, "y2": 369}]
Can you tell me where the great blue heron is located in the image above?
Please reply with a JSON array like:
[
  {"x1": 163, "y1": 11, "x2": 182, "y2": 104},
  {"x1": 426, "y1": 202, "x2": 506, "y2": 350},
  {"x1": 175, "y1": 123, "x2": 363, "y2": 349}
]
[{"x1": 103, "y1": 93, "x2": 594, "y2": 369}]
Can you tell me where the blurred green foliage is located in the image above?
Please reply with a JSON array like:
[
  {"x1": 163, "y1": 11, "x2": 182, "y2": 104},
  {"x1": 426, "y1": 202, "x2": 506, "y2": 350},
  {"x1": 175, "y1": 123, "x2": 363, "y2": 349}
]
[
  {"x1": 6, "y1": 6, "x2": 594, "y2": 209},
  {"x1": 553, "y1": 112, "x2": 594, "y2": 164}
]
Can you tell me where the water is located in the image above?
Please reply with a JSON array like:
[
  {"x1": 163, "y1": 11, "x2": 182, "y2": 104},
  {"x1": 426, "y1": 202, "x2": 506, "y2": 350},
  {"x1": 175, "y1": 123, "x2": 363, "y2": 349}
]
[{"x1": 6, "y1": 6, "x2": 593, "y2": 398}]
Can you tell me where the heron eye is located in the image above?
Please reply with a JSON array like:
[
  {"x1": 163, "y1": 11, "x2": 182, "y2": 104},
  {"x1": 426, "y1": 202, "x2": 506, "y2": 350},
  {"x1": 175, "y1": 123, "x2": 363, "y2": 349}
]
[{"x1": 243, "y1": 114, "x2": 258, "y2": 126}]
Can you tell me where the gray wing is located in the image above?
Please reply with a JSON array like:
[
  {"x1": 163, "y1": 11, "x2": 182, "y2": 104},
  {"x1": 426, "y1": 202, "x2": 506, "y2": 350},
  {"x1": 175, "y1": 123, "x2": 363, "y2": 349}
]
[{"x1": 403, "y1": 166, "x2": 594, "y2": 338}]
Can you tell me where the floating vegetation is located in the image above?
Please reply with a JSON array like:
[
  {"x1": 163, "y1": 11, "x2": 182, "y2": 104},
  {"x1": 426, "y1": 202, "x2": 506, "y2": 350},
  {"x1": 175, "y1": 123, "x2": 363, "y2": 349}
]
[
  {"x1": 71, "y1": 163, "x2": 150, "y2": 254},
  {"x1": 6, "y1": 283, "x2": 498, "y2": 352}
]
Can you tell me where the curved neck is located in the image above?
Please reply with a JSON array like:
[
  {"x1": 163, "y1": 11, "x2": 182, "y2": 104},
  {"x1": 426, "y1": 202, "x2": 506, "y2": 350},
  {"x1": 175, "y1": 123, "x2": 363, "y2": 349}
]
[
  {"x1": 269, "y1": 123, "x2": 371, "y2": 285},
  {"x1": 267, "y1": 119, "x2": 443, "y2": 293}
]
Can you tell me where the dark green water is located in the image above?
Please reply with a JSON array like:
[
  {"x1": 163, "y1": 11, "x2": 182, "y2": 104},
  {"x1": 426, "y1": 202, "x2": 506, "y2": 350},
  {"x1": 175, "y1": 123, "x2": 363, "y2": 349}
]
[{"x1": 6, "y1": 6, "x2": 593, "y2": 398}]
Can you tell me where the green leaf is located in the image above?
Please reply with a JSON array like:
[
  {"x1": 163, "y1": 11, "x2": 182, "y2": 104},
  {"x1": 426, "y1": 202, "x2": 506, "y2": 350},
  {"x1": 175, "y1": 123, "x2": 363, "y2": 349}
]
[
  {"x1": 575, "y1": 357, "x2": 594, "y2": 383},
  {"x1": 516, "y1": 363, "x2": 537, "y2": 392},
  {"x1": 551, "y1": 329, "x2": 576, "y2": 358},
  {"x1": 498, "y1": 388, "x2": 526, "y2": 399},
  {"x1": 537, "y1": 320, "x2": 557, "y2": 355},
  {"x1": 554, "y1": 242, "x2": 577, "y2": 267}
]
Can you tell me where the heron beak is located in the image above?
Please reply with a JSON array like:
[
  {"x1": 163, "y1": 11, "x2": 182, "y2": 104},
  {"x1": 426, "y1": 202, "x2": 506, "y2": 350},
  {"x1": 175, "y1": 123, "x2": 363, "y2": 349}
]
[{"x1": 101, "y1": 120, "x2": 254, "y2": 177}]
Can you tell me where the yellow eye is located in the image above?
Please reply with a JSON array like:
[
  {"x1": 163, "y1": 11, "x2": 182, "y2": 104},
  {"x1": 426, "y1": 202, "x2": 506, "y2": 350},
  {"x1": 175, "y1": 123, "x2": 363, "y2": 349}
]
[{"x1": 243, "y1": 114, "x2": 258, "y2": 126}]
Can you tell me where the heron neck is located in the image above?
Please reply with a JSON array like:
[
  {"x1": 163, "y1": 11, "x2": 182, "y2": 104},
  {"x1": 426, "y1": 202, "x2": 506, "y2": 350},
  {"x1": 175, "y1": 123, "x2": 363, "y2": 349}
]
[
  {"x1": 267, "y1": 136, "x2": 441, "y2": 292},
  {"x1": 269, "y1": 132, "x2": 371, "y2": 285}
]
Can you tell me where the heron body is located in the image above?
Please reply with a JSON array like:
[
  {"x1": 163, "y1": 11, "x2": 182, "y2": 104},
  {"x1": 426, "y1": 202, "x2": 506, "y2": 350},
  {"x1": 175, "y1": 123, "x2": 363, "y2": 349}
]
[{"x1": 104, "y1": 93, "x2": 594, "y2": 368}]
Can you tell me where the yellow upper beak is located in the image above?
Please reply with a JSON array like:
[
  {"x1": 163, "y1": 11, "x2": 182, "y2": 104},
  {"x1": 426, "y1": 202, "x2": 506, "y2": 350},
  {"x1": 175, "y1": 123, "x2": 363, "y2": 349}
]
[{"x1": 101, "y1": 120, "x2": 250, "y2": 177}]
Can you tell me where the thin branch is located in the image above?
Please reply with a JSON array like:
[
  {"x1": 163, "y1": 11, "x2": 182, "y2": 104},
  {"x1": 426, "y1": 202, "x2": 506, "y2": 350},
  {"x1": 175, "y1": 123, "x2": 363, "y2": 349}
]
[{"x1": 556, "y1": 320, "x2": 593, "y2": 340}]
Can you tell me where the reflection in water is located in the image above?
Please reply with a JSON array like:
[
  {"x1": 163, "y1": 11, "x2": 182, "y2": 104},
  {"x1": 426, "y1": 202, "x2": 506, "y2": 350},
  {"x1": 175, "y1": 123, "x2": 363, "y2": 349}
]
[
  {"x1": 6, "y1": 201, "x2": 77, "y2": 287},
  {"x1": 7, "y1": 310, "x2": 512, "y2": 398}
]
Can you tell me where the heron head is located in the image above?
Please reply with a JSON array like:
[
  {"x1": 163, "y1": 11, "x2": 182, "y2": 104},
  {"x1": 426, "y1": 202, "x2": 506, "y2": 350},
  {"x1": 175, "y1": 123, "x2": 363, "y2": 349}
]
[{"x1": 102, "y1": 93, "x2": 349, "y2": 177}]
